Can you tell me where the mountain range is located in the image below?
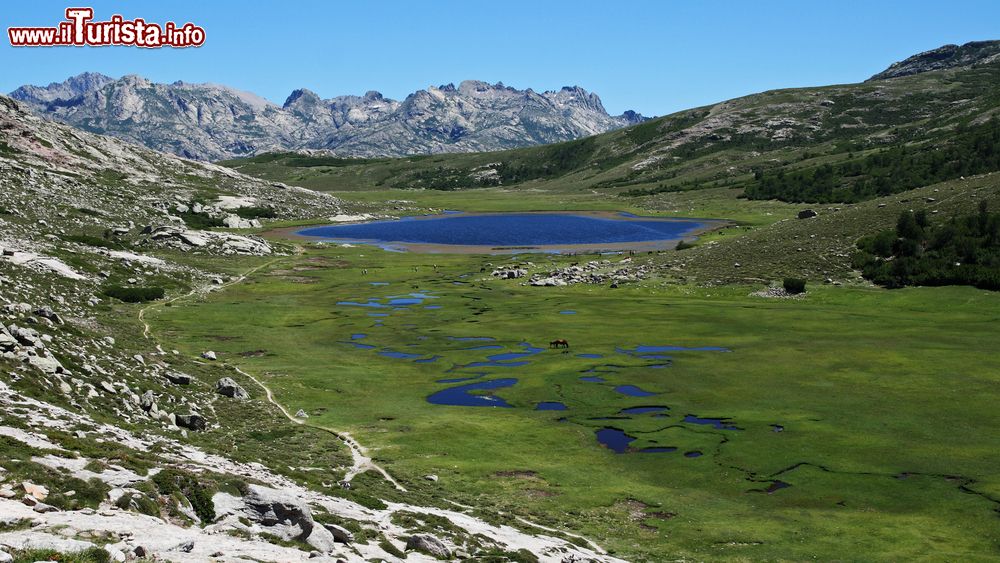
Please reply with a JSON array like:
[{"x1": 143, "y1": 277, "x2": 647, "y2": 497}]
[{"x1": 10, "y1": 74, "x2": 646, "y2": 161}]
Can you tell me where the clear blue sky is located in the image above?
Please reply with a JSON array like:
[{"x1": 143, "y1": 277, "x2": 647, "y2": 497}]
[{"x1": 2, "y1": 0, "x2": 998, "y2": 116}]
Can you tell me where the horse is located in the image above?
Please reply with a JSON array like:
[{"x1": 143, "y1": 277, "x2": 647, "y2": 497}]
[{"x1": 549, "y1": 339, "x2": 569, "y2": 349}]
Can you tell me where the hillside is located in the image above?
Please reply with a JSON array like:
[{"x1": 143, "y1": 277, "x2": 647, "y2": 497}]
[
  {"x1": 0, "y1": 94, "x2": 618, "y2": 561},
  {"x1": 222, "y1": 41, "x2": 1000, "y2": 203},
  {"x1": 10, "y1": 75, "x2": 645, "y2": 161}
]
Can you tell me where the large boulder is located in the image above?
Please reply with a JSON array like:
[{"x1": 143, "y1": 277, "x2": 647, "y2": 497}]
[
  {"x1": 164, "y1": 371, "x2": 192, "y2": 385},
  {"x1": 26, "y1": 354, "x2": 64, "y2": 374},
  {"x1": 175, "y1": 413, "x2": 206, "y2": 431},
  {"x1": 323, "y1": 523, "x2": 354, "y2": 544},
  {"x1": 216, "y1": 377, "x2": 250, "y2": 400},
  {"x1": 242, "y1": 485, "x2": 335, "y2": 552},
  {"x1": 406, "y1": 534, "x2": 451, "y2": 559}
]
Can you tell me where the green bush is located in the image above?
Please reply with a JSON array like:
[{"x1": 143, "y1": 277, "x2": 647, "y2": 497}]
[
  {"x1": 178, "y1": 211, "x2": 224, "y2": 229},
  {"x1": 235, "y1": 206, "x2": 278, "y2": 219},
  {"x1": 152, "y1": 469, "x2": 216, "y2": 523},
  {"x1": 11, "y1": 547, "x2": 111, "y2": 563},
  {"x1": 61, "y1": 234, "x2": 118, "y2": 249},
  {"x1": 783, "y1": 278, "x2": 807, "y2": 294},
  {"x1": 103, "y1": 286, "x2": 165, "y2": 303}
]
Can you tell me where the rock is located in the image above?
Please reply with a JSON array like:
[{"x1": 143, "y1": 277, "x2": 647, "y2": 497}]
[
  {"x1": 406, "y1": 534, "x2": 451, "y2": 559},
  {"x1": 175, "y1": 413, "x2": 206, "y2": 431},
  {"x1": 242, "y1": 484, "x2": 316, "y2": 544},
  {"x1": 33, "y1": 306, "x2": 63, "y2": 324},
  {"x1": 797, "y1": 209, "x2": 818, "y2": 219},
  {"x1": 23, "y1": 481, "x2": 49, "y2": 500},
  {"x1": 32, "y1": 501, "x2": 58, "y2": 513},
  {"x1": 424, "y1": 474, "x2": 439, "y2": 482},
  {"x1": 106, "y1": 548, "x2": 126, "y2": 563},
  {"x1": 139, "y1": 390, "x2": 156, "y2": 411},
  {"x1": 0, "y1": 332, "x2": 16, "y2": 352},
  {"x1": 295, "y1": 409, "x2": 309, "y2": 419},
  {"x1": 216, "y1": 377, "x2": 250, "y2": 400},
  {"x1": 26, "y1": 354, "x2": 64, "y2": 374},
  {"x1": 323, "y1": 523, "x2": 355, "y2": 544},
  {"x1": 0, "y1": 550, "x2": 12, "y2": 563},
  {"x1": 164, "y1": 371, "x2": 192, "y2": 385},
  {"x1": 201, "y1": 350, "x2": 217, "y2": 361},
  {"x1": 173, "y1": 540, "x2": 195, "y2": 553},
  {"x1": 179, "y1": 232, "x2": 208, "y2": 247},
  {"x1": 222, "y1": 215, "x2": 261, "y2": 229}
]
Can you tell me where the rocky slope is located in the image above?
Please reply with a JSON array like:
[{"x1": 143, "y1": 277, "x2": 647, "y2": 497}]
[
  {"x1": 10, "y1": 74, "x2": 646, "y2": 161},
  {"x1": 867, "y1": 39, "x2": 1000, "y2": 80},
  {"x1": 0, "y1": 96, "x2": 618, "y2": 561}
]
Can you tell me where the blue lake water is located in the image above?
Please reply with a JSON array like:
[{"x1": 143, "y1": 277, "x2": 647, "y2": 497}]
[
  {"x1": 595, "y1": 428, "x2": 636, "y2": 453},
  {"x1": 427, "y1": 378, "x2": 517, "y2": 407},
  {"x1": 535, "y1": 401, "x2": 568, "y2": 411},
  {"x1": 620, "y1": 406, "x2": 669, "y2": 415},
  {"x1": 683, "y1": 415, "x2": 741, "y2": 430},
  {"x1": 614, "y1": 385, "x2": 658, "y2": 397},
  {"x1": 298, "y1": 213, "x2": 708, "y2": 249}
]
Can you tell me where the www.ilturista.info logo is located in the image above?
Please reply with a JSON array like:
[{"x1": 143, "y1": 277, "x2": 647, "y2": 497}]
[{"x1": 8, "y1": 7, "x2": 205, "y2": 48}]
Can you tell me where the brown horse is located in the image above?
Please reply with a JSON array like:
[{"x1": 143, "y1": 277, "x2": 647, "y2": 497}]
[{"x1": 549, "y1": 339, "x2": 570, "y2": 349}]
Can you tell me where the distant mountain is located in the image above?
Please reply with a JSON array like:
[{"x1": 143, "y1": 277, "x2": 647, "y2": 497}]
[
  {"x1": 9, "y1": 71, "x2": 115, "y2": 105},
  {"x1": 868, "y1": 40, "x2": 1000, "y2": 80},
  {"x1": 9, "y1": 74, "x2": 647, "y2": 160}
]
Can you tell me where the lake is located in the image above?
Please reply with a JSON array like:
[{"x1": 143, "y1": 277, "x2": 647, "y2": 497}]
[{"x1": 296, "y1": 212, "x2": 718, "y2": 253}]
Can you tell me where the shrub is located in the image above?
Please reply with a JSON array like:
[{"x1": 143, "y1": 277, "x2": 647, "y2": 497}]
[
  {"x1": 675, "y1": 240, "x2": 695, "y2": 250},
  {"x1": 61, "y1": 234, "x2": 117, "y2": 249},
  {"x1": 783, "y1": 278, "x2": 807, "y2": 294},
  {"x1": 178, "y1": 211, "x2": 224, "y2": 229},
  {"x1": 235, "y1": 206, "x2": 278, "y2": 220},
  {"x1": 152, "y1": 469, "x2": 216, "y2": 524},
  {"x1": 103, "y1": 286, "x2": 165, "y2": 303}
]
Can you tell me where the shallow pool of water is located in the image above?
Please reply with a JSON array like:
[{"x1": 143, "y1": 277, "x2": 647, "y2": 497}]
[
  {"x1": 426, "y1": 378, "x2": 517, "y2": 407},
  {"x1": 683, "y1": 415, "x2": 741, "y2": 430},
  {"x1": 614, "y1": 385, "x2": 658, "y2": 397},
  {"x1": 620, "y1": 406, "x2": 669, "y2": 415},
  {"x1": 595, "y1": 428, "x2": 636, "y2": 453}
]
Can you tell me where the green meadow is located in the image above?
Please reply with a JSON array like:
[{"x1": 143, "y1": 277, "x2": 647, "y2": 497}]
[{"x1": 149, "y1": 239, "x2": 1000, "y2": 561}]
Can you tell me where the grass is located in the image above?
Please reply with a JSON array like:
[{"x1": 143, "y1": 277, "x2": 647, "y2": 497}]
[
  {"x1": 9, "y1": 548, "x2": 110, "y2": 563},
  {"x1": 148, "y1": 239, "x2": 1000, "y2": 561}
]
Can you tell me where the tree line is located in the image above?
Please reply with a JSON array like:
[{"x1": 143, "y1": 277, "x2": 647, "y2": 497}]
[{"x1": 853, "y1": 203, "x2": 1000, "y2": 290}]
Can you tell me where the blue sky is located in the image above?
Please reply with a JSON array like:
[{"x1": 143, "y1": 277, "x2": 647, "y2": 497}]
[{"x1": 2, "y1": 0, "x2": 998, "y2": 116}]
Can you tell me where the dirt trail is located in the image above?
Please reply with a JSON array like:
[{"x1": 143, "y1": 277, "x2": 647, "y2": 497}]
[
  {"x1": 137, "y1": 254, "x2": 404, "y2": 490},
  {"x1": 137, "y1": 249, "x2": 625, "y2": 557}
]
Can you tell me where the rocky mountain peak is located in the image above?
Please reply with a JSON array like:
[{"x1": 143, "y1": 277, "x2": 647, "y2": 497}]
[
  {"x1": 283, "y1": 88, "x2": 322, "y2": 109},
  {"x1": 9, "y1": 71, "x2": 114, "y2": 106},
  {"x1": 11, "y1": 74, "x2": 648, "y2": 160},
  {"x1": 118, "y1": 74, "x2": 153, "y2": 88},
  {"x1": 868, "y1": 40, "x2": 1000, "y2": 81},
  {"x1": 619, "y1": 109, "x2": 646, "y2": 125}
]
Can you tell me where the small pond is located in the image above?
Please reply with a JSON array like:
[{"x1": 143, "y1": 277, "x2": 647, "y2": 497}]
[{"x1": 427, "y1": 378, "x2": 517, "y2": 407}]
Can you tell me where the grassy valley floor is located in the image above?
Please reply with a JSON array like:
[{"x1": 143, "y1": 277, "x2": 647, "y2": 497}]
[{"x1": 147, "y1": 238, "x2": 1000, "y2": 561}]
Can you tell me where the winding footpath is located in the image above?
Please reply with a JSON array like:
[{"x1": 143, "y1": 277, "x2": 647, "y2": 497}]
[
  {"x1": 138, "y1": 254, "x2": 405, "y2": 491},
  {"x1": 138, "y1": 249, "x2": 619, "y2": 558}
]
